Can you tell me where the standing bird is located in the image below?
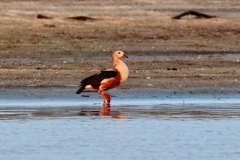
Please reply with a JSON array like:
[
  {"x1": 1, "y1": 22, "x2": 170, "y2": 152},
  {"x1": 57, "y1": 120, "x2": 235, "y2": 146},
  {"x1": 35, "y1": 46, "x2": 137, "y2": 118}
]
[{"x1": 76, "y1": 51, "x2": 129, "y2": 104}]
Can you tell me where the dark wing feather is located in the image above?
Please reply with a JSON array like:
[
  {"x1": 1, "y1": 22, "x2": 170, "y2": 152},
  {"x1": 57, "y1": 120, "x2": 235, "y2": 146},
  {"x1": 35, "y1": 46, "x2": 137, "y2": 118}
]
[
  {"x1": 97, "y1": 70, "x2": 119, "y2": 79},
  {"x1": 81, "y1": 71, "x2": 118, "y2": 84},
  {"x1": 76, "y1": 71, "x2": 118, "y2": 94}
]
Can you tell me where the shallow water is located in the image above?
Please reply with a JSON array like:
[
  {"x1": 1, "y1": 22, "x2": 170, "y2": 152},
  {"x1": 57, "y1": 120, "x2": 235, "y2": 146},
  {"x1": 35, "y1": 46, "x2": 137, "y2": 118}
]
[
  {"x1": 1, "y1": 117, "x2": 240, "y2": 160},
  {"x1": 1, "y1": 87, "x2": 240, "y2": 107},
  {"x1": 1, "y1": 88, "x2": 240, "y2": 160}
]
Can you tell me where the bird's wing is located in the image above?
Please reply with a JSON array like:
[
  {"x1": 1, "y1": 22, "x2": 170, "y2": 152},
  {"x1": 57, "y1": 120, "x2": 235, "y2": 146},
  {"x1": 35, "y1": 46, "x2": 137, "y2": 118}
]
[{"x1": 80, "y1": 70, "x2": 118, "y2": 86}]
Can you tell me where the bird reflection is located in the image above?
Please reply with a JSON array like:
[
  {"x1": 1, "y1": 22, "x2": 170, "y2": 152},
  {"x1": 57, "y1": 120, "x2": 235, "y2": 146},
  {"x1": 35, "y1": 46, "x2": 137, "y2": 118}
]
[
  {"x1": 79, "y1": 104, "x2": 126, "y2": 118},
  {"x1": 99, "y1": 103, "x2": 111, "y2": 116}
]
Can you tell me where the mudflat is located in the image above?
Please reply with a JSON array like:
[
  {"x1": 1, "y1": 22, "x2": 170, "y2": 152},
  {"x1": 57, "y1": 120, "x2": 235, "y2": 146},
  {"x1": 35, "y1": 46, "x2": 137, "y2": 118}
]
[{"x1": 0, "y1": 0, "x2": 240, "y2": 91}]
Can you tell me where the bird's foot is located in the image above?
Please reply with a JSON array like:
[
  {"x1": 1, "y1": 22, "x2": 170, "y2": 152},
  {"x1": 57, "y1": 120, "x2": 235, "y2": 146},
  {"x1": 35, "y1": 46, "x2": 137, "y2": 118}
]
[{"x1": 102, "y1": 93, "x2": 111, "y2": 104}]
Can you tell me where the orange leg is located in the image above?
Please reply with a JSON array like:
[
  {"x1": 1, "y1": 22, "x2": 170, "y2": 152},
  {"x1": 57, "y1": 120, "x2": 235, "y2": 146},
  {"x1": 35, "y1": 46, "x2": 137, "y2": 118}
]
[
  {"x1": 98, "y1": 90, "x2": 111, "y2": 104},
  {"x1": 102, "y1": 92, "x2": 111, "y2": 104}
]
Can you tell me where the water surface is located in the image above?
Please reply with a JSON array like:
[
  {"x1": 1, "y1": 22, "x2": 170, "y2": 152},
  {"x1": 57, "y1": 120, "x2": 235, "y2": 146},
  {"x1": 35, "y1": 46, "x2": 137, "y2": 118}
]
[
  {"x1": 1, "y1": 116, "x2": 240, "y2": 160},
  {"x1": 1, "y1": 88, "x2": 240, "y2": 160}
]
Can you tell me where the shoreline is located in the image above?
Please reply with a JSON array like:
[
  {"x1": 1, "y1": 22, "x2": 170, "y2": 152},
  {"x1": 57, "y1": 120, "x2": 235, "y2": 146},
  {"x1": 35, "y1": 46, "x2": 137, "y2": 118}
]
[
  {"x1": 1, "y1": 52, "x2": 240, "y2": 90},
  {"x1": 1, "y1": 87, "x2": 240, "y2": 107},
  {"x1": 1, "y1": 87, "x2": 240, "y2": 119}
]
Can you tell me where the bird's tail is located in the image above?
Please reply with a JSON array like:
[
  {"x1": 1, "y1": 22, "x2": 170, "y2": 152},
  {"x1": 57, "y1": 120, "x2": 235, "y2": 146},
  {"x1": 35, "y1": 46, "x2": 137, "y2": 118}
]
[{"x1": 76, "y1": 86, "x2": 85, "y2": 94}]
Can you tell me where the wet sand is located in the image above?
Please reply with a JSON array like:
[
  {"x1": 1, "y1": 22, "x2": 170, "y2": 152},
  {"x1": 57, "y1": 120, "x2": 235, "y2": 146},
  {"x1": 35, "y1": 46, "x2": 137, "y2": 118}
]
[{"x1": 0, "y1": 0, "x2": 240, "y2": 90}]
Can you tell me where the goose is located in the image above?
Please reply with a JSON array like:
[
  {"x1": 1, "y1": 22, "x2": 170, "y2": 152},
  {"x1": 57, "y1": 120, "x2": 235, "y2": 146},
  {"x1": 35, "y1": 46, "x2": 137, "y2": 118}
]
[{"x1": 76, "y1": 51, "x2": 129, "y2": 104}]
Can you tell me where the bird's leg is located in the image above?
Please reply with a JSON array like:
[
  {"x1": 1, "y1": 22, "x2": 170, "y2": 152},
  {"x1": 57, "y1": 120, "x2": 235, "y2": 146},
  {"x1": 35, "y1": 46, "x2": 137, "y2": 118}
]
[
  {"x1": 98, "y1": 90, "x2": 111, "y2": 104},
  {"x1": 103, "y1": 92, "x2": 111, "y2": 104}
]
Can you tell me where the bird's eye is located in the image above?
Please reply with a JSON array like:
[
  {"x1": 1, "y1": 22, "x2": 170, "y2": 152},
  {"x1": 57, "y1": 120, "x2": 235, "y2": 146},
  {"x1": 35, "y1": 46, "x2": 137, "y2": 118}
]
[{"x1": 118, "y1": 52, "x2": 121, "y2": 54}]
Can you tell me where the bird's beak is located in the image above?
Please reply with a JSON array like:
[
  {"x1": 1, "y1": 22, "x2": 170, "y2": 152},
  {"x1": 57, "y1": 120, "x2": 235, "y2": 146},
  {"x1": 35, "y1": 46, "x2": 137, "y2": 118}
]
[{"x1": 123, "y1": 54, "x2": 128, "y2": 58}]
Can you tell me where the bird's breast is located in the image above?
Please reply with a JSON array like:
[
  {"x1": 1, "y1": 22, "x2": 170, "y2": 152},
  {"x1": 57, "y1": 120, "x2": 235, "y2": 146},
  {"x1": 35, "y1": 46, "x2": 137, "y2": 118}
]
[{"x1": 100, "y1": 72, "x2": 121, "y2": 90}]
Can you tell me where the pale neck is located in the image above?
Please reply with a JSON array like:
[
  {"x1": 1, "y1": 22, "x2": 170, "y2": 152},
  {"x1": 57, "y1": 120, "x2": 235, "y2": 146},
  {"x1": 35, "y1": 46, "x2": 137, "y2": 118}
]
[{"x1": 112, "y1": 58, "x2": 129, "y2": 83}]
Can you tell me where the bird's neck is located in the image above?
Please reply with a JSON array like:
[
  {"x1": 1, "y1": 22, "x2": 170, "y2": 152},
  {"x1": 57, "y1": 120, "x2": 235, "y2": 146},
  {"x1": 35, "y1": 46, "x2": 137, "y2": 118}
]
[{"x1": 112, "y1": 58, "x2": 129, "y2": 83}]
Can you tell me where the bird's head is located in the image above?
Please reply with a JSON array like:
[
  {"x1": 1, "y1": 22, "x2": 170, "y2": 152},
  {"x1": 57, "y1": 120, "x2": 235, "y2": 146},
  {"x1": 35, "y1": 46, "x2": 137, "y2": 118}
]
[{"x1": 112, "y1": 51, "x2": 128, "y2": 59}]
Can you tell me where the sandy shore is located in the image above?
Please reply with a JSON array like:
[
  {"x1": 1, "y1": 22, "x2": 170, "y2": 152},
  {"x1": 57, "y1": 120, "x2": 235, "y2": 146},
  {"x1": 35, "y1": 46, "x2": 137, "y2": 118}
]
[{"x1": 0, "y1": 0, "x2": 240, "y2": 91}]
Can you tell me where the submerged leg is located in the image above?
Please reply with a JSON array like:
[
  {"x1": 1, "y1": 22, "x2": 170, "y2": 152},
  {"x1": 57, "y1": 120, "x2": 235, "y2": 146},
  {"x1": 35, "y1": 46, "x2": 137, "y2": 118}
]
[{"x1": 98, "y1": 90, "x2": 111, "y2": 104}]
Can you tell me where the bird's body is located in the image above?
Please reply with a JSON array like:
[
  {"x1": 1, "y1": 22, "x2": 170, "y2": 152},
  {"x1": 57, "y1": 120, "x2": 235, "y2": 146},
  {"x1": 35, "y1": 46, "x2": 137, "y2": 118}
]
[
  {"x1": 76, "y1": 51, "x2": 129, "y2": 104},
  {"x1": 76, "y1": 70, "x2": 121, "y2": 94}
]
